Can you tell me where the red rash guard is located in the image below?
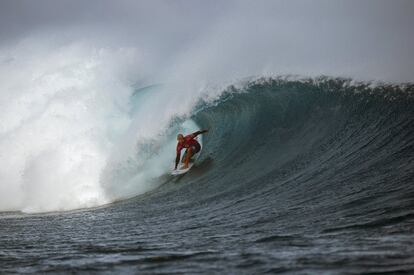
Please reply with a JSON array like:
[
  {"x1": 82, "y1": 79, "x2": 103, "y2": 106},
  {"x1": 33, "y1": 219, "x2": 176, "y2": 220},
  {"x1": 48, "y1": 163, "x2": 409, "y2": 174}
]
[{"x1": 176, "y1": 135, "x2": 200, "y2": 154}]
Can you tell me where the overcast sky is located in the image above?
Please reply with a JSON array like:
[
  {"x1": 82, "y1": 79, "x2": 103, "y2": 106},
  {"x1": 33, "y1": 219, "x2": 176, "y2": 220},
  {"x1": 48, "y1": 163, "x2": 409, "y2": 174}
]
[{"x1": 0, "y1": 0, "x2": 413, "y2": 82}]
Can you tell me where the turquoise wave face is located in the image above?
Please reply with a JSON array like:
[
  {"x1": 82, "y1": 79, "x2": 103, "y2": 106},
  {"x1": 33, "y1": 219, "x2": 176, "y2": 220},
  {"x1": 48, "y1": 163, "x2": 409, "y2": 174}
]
[{"x1": 190, "y1": 78, "x2": 414, "y2": 213}]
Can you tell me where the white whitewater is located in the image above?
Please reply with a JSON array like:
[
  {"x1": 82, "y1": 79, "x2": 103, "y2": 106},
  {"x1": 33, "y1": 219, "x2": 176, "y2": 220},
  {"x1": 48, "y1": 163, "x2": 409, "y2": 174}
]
[{"x1": 0, "y1": 41, "x2": 203, "y2": 213}]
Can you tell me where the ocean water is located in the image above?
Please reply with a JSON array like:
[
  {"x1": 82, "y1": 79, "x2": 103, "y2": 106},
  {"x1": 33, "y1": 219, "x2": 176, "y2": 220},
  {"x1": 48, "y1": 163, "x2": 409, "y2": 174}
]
[{"x1": 1, "y1": 77, "x2": 413, "y2": 273}]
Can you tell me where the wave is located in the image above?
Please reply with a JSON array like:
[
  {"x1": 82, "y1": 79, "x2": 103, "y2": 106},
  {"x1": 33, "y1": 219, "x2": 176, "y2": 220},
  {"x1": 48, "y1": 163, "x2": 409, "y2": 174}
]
[
  {"x1": 184, "y1": 77, "x2": 414, "y2": 232},
  {"x1": 0, "y1": 48, "x2": 413, "y2": 215}
]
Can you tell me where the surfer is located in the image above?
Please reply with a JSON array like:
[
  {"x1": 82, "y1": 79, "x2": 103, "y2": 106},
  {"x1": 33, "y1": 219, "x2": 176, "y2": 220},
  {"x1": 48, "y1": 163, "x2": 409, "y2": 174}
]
[{"x1": 175, "y1": 129, "x2": 208, "y2": 170}]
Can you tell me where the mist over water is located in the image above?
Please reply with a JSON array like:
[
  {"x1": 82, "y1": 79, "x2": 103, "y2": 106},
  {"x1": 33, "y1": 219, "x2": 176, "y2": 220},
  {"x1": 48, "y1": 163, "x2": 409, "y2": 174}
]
[
  {"x1": 0, "y1": 40, "x2": 205, "y2": 212},
  {"x1": 0, "y1": 43, "x2": 132, "y2": 212}
]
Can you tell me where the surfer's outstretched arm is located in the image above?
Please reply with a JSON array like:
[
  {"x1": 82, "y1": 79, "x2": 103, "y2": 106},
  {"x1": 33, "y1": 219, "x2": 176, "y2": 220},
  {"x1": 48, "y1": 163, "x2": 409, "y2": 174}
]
[{"x1": 191, "y1": 129, "x2": 208, "y2": 137}]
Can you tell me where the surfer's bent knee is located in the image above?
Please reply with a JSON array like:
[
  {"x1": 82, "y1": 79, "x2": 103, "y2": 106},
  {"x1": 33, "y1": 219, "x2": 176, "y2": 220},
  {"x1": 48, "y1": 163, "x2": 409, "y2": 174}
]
[{"x1": 193, "y1": 144, "x2": 201, "y2": 154}]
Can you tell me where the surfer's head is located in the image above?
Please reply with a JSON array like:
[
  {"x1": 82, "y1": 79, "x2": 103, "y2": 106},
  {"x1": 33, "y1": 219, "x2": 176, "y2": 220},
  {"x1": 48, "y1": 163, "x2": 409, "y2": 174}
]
[{"x1": 177, "y1": 134, "x2": 184, "y2": 143}]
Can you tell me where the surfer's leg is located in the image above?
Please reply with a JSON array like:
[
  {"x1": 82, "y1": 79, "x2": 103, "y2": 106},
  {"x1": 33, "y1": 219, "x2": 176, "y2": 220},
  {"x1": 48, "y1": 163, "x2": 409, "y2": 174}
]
[
  {"x1": 183, "y1": 147, "x2": 193, "y2": 169},
  {"x1": 181, "y1": 150, "x2": 187, "y2": 163}
]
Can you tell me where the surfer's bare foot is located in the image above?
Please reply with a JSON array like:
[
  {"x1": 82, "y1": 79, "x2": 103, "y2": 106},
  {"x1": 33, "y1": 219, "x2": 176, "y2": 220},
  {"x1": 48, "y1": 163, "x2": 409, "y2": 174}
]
[{"x1": 182, "y1": 165, "x2": 189, "y2": 169}]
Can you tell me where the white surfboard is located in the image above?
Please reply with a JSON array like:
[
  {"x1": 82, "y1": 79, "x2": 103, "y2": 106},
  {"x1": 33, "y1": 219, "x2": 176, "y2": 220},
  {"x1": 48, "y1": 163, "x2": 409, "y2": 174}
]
[{"x1": 171, "y1": 162, "x2": 195, "y2": 175}]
